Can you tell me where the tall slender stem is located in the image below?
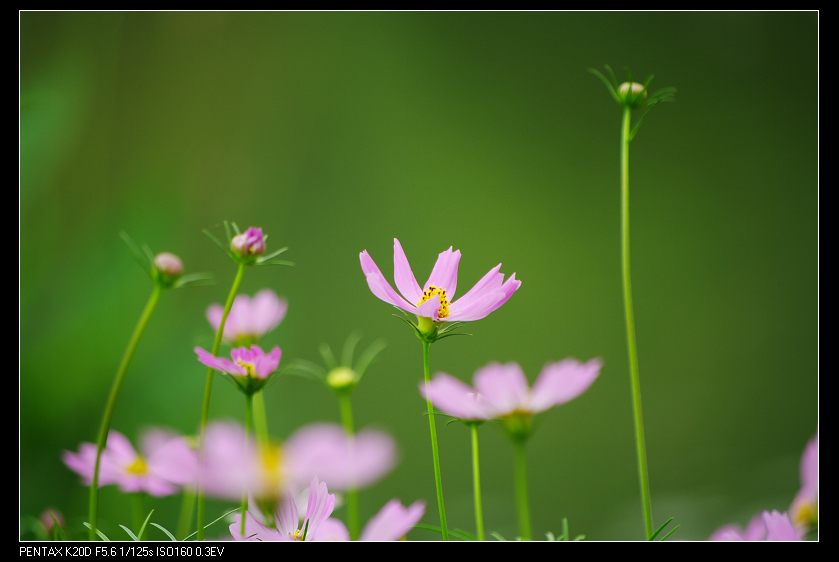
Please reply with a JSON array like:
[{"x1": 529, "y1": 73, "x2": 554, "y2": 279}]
[
  {"x1": 240, "y1": 393, "x2": 253, "y2": 538},
  {"x1": 513, "y1": 439, "x2": 532, "y2": 541},
  {"x1": 470, "y1": 423, "x2": 485, "y2": 541},
  {"x1": 131, "y1": 492, "x2": 146, "y2": 541},
  {"x1": 338, "y1": 393, "x2": 359, "y2": 540},
  {"x1": 88, "y1": 283, "x2": 162, "y2": 540},
  {"x1": 621, "y1": 106, "x2": 653, "y2": 539},
  {"x1": 422, "y1": 340, "x2": 448, "y2": 541},
  {"x1": 252, "y1": 391, "x2": 269, "y2": 448},
  {"x1": 196, "y1": 262, "x2": 246, "y2": 541}
]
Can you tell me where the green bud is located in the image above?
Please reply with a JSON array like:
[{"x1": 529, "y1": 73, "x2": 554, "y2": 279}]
[
  {"x1": 617, "y1": 82, "x2": 647, "y2": 110},
  {"x1": 153, "y1": 252, "x2": 183, "y2": 287}
]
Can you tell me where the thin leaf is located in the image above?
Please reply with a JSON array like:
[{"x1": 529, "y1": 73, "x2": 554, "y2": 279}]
[
  {"x1": 256, "y1": 260, "x2": 295, "y2": 267},
  {"x1": 223, "y1": 220, "x2": 232, "y2": 243},
  {"x1": 119, "y1": 525, "x2": 140, "y2": 541},
  {"x1": 203, "y1": 229, "x2": 234, "y2": 258},
  {"x1": 136, "y1": 509, "x2": 154, "y2": 541},
  {"x1": 573, "y1": 534, "x2": 586, "y2": 541},
  {"x1": 340, "y1": 332, "x2": 362, "y2": 368},
  {"x1": 256, "y1": 247, "x2": 289, "y2": 262},
  {"x1": 183, "y1": 508, "x2": 238, "y2": 541},
  {"x1": 319, "y1": 343, "x2": 338, "y2": 371},
  {"x1": 120, "y1": 231, "x2": 152, "y2": 273},
  {"x1": 588, "y1": 67, "x2": 620, "y2": 103},
  {"x1": 287, "y1": 358, "x2": 327, "y2": 379},
  {"x1": 562, "y1": 517, "x2": 569, "y2": 541},
  {"x1": 149, "y1": 522, "x2": 178, "y2": 541},
  {"x1": 230, "y1": 221, "x2": 241, "y2": 236},
  {"x1": 545, "y1": 531, "x2": 556, "y2": 541},
  {"x1": 175, "y1": 272, "x2": 215, "y2": 289},
  {"x1": 83, "y1": 522, "x2": 111, "y2": 541},
  {"x1": 491, "y1": 531, "x2": 508, "y2": 541},
  {"x1": 648, "y1": 517, "x2": 675, "y2": 541},
  {"x1": 141, "y1": 243, "x2": 156, "y2": 267},
  {"x1": 353, "y1": 338, "x2": 387, "y2": 380},
  {"x1": 659, "y1": 525, "x2": 680, "y2": 541},
  {"x1": 412, "y1": 523, "x2": 475, "y2": 541},
  {"x1": 50, "y1": 513, "x2": 67, "y2": 541}
]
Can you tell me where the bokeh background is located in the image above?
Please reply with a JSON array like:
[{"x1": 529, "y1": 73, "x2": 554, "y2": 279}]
[{"x1": 20, "y1": 11, "x2": 818, "y2": 541}]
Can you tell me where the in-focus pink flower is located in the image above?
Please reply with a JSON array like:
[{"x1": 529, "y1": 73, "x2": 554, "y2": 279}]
[
  {"x1": 231, "y1": 476, "x2": 336, "y2": 541},
  {"x1": 206, "y1": 289, "x2": 288, "y2": 346},
  {"x1": 421, "y1": 359, "x2": 602, "y2": 429},
  {"x1": 62, "y1": 429, "x2": 196, "y2": 497},
  {"x1": 195, "y1": 344, "x2": 281, "y2": 395},
  {"x1": 710, "y1": 510, "x2": 802, "y2": 541},
  {"x1": 360, "y1": 239, "x2": 521, "y2": 330},
  {"x1": 283, "y1": 423, "x2": 396, "y2": 491},
  {"x1": 790, "y1": 433, "x2": 818, "y2": 534},
  {"x1": 231, "y1": 227, "x2": 266, "y2": 257}
]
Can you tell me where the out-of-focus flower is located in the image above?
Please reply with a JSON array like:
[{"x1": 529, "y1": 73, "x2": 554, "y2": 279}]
[
  {"x1": 790, "y1": 433, "x2": 818, "y2": 534},
  {"x1": 206, "y1": 289, "x2": 288, "y2": 347},
  {"x1": 39, "y1": 508, "x2": 65, "y2": 535},
  {"x1": 359, "y1": 499, "x2": 426, "y2": 541},
  {"x1": 152, "y1": 252, "x2": 184, "y2": 286},
  {"x1": 62, "y1": 429, "x2": 196, "y2": 497},
  {"x1": 710, "y1": 510, "x2": 802, "y2": 541},
  {"x1": 194, "y1": 344, "x2": 281, "y2": 395},
  {"x1": 421, "y1": 359, "x2": 601, "y2": 439},
  {"x1": 360, "y1": 239, "x2": 520, "y2": 337},
  {"x1": 231, "y1": 227, "x2": 266, "y2": 258},
  {"x1": 283, "y1": 423, "x2": 396, "y2": 491},
  {"x1": 230, "y1": 476, "x2": 336, "y2": 541}
]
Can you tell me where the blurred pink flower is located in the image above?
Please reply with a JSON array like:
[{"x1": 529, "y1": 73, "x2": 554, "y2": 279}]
[
  {"x1": 62, "y1": 429, "x2": 196, "y2": 497},
  {"x1": 790, "y1": 433, "x2": 818, "y2": 533},
  {"x1": 283, "y1": 423, "x2": 396, "y2": 491},
  {"x1": 360, "y1": 238, "x2": 520, "y2": 324},
  {"x1": 421, "y1": 359, "x2": 602, "y2": 422},
  {"x1": 710, "y1": 511, "x2": 802, "y2": 541},
  {"x1": 206, "y1": 289, "x2": 288, "y2": 346},
  {"x1": 359, "y1": 499, "x2": 426, "y2": 541},
  {"x1": 230, "y1": 476, "x2": 336, "y2": 541}
]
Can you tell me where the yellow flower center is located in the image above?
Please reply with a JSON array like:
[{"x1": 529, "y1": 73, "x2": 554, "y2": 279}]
[
  {"x1": 125, "y1": 456, "x2": 148, "y2": 476},
  {"x1": 416, "y1": 285, "x2": 450, "y2": 319},
  {"x1": 793, "y1": 501, "x2": 816, "y2": 527},
  {"x1": 258, "y1": 444, "x2": 285, "y2": 494},
  {"x1": 236, "y1": 360, "x2": 256, "y2": 377}
]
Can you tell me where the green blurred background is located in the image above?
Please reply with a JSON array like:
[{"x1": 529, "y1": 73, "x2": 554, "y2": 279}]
[{"x1": 20, "y1": 11, "x2": 818, "y2": 541}]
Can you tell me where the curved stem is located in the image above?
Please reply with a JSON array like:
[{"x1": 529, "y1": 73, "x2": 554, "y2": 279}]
[
  {"x1": 621, "y1": 106, "x2": 653, "y2": 539},
  {"x1": 513, "y1": 439, "x2": 532, "y2": 541},
  {"x1": 422, "y1": 340, "x2": 448, "y2": 541},
  {"x1": 338, "y1": 393, "x2": 359, "y2": 540},
  {"x1": 240, "y1": 393, "x2": 253, "y2": 538},
  {"x1": 470, "y1": 423, "x2": 485, "y2": 541},
  {"x1": 88, "y1": 283, "x2": 163, "y2": 540},
  {"x1": 196, "y1": 262, "x2": 247, "y2": 541}
]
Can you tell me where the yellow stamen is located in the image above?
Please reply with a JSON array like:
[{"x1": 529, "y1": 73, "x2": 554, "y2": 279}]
[
  {"x1": 236, "y1": 360, "x2": 256, "y2": 377},
  {"x1": 125, "y1": 456, "x2": 147, "y2": 476},
  {"x1": 416, "y1": 285, "x2": 450, "y2": 319}
]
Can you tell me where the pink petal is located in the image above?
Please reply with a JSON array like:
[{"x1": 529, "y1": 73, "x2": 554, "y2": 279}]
[
  {"x1": 253, "y1": 346, "x2": 281, "y2": 378},
  {"x1": 528, "y1": 358, "x2": 601, "y2": 413},
  {"x1": 420, "y1": 373, "x2": 492, "y2": 420},
  {"x1": 230, "y1": 512, "x2": 281, "y2": 541},
  {"x1": 360, "y1": 499, "x2": 426, "y2": 541},
  {"x1": 393, "y1": 239, "x2": 423, "y2": 304},
  {"x1": 311, "y1": 518, "x2": 351, "y2": 541},
  {"x1": 275, "y1": 491, "x2": 299, "y2": 538},
  {"x1": 762, "y1": 511, "x2": 802, "y2": 541},
  {"x1": 251, "y1": 289, "x2": 288, "y2": 336},
  {"x1": 195, "y1": 347, "x2": 246, "y2": 376},
  {"x1": 360, "y1": 250, "x2": 416, "y2": 312},
  {"x1": 473, "y1": 362, "x2": 530, "y2": 417},
  {"x1": 449, "y1": 272, "x2": 521, "y2": 322},
  {"x1": 425, "y1": 246, "x2": 461, "y2": 299}
]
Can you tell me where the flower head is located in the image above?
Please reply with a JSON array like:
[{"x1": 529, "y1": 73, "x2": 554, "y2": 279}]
[
  {"x1": 62, "y1": 429, "x2": 196, "y2": 497},
  {"x1": 360, "y1": 239, "x2": 521, "y2": 338},
  {"x1": 790, "y1": 433, "x2": 818, "y2": 534},
  {"x1": 421, "y1": 358, "x2": 601, "y2": 439},
  {"x1": 195, "y1": 344, "x2": 281, "y2": 395},
  {"x1": 283, "y1": 423, "x2": 396, "y2": 491},
  {"x1": 710, "y1": 510, "x2": 802, "y2": 541},
  {"x1": 231, "y1": 476, "x2": 336, "y2": 541},
  {"x1": 231, "y1": 227, "x2": 266, "y2": 258},
  {"x1": 206, "y1": 289, "x2": 288, "y2": 347},
  {"x1": 152, "y1": 252, "x2": 184, "y2": 287}
]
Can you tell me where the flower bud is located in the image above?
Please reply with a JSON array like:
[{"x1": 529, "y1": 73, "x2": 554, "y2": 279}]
[
  {"x1": 153, "y1": 252, "x2": 184, "y2": 287},
  {"x1": 39, "y1": 508, "x2": 65, "y2": 534},
  {"x1": 617, "y1": 82, "x2": 647, "y2": 109},
  {"x1": 231, "y1": 227, "x2": 266, "y2": 258},
  {"x1": 326, "y1": 367, "x2": 357, "y2": 392}
]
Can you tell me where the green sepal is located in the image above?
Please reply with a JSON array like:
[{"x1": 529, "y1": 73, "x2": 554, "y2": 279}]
[
  {"x1": 648, "y1": 517, "x2": 676, "y2": 540},
  {"x1": 149, "y1": 522, "x2": 178, "y2": 541},
  {"x1": 120, "y1": 231, "x2": 153, "y2": 276},
  {"x1": 183, "y1": 508, "x2": 238, "y2": 541},
  {"x1": 174, "y1": 272, "x2": 215, "y2": 289}
]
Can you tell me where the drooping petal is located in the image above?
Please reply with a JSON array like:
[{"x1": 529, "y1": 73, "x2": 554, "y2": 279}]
[
  {"x1": 195, "y1": 347, "x2": 247, "y2": 376},
  {"x1": 420, "y1": 373, "x2": 492, "y2": 420},
  {"x1": 360, "y1": 499, "x2": 426, "y2": 541},
  {"x1": 360, "y1": 250, "x2": 416, "y2": 312},
  {"x1": 393, "y1": 239, "x2": 423, "y2": 304},
  {"x1": 473, "y1": 362, "x2": 531, "y2": 417},
  {"x1": 425, "y1": 246, "x2": 461, "y2": 299},
  {"x1": 528, "y1": 358, "x2": 602, "y2": 413}
]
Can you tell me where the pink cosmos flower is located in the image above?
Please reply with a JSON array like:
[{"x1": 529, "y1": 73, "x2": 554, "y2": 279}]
[
  {"x1": 710, "y1": 510, "x2": 802, "y2": 541},
  {"x1": 230, "y1": 476, "x2": 336, "y2": 541},
  {"x1": 206, "y1": 289, "x2": 288, "y2": 346},
  {"x1": 790, "y1": 433, "x2": 818, "y2": 533},
  {"x1": 62, "y1": 429, "x2": 196, "y2": 497},
  {"x1": 358, "y1": 499, "x2": 426, "y2": 541},
  {"x1": 230, "y1": 227, "x2": 266, "y2": 257},
  {"x1": 282, "y1": 423, "x2": 396, "y2": 491},
  {"x1": 359, "y1": 238, "x2": 521, "y2": 325},
  {"x1": 421, "y1": 359, "x2": 602, "y2": 423},
  {"x1": 194, "y1": 344, "x2": 281, "y2": 395}
]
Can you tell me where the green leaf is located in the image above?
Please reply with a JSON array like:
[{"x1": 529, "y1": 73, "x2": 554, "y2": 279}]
[
  {"x1": 648, "y1": 517, "x2": 675, "y2": 541},
  {"x1": 340, "y1": 332, "x2": 362, "y2": 368},
  {"x1": 413, "y1": 523, "x2": 476, "y2": 541},
  {"x1": 119, "y1": 525, "x2": 140, "y2": 541},
  {"x1": 183, "y1": 508, "x2": 238, "y2": 541},
  {"x1": 174, "y1": 272, "x2": 215, "y2": 289},
  {"x1": 83, "y1": 522, "x2": 111, "y2": 541},
  {"x1": 256, "y1": 260, "x2": 294, "y2": 267},
  {"x1": 203, "y1": 229, "x2": 234, "y2": 259},
  {"x1": 318, "y1": 343, "x2": 338, "y2": 371},
  {"x1": 588, "y1": 67, "x2": 620, "y2": 103},
  {"x1": 659, "y1": 525, "x2": 680, "y2": 541},
  {"x1": 353, "y1": 338, "x2": 386, "y2": 381},
  {"x1": 149, "y1": 522, "x2": 178, "y2": 541},
  {"x1": 119, "y1": 231, "x2": 152, "y2": 274},
  {"x1": 256, "y1": 247, "x2": 289, "y2": 262},
  {"x1": 135, "y1": 509, "x2": 154, "y2": 541}
]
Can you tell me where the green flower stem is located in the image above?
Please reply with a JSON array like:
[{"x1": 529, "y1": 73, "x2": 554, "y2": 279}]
[
  {"x1": 621, "y1": 106, "x2": 654, "y2": 539},
  {"x1": 470, "y1": 423, "x2": 485, "y2": 541},
  {"x1": 252, "y1": 391, "x2": 269, "y2": 448},
  {"x1": 175, "y1": 487, "x2": 196, "y2": 541},
  {"x1": 338, "y1": 393, "x2": 360, "y2": 541},
  {"x1": 131, "y1": 492, "x2": 146, "y2": 541},
  {"x1": 240, "y1": 393, "x2": 253, "y2": 538},
  {"x1": 422, "y1": 340, "x2": 448, "y2": 541},
  {"x1": 196, "y1": 262, "x2": 247, "y2": 541},
  {"x1": 513, "y1": 439, "x2": 532, "y2": 541},
  {"x1": 88, "y1": 283, "x2": 163, "y2": 541}
]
